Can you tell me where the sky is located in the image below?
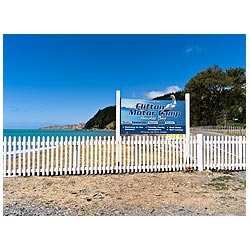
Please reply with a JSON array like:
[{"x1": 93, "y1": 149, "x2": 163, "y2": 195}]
[{"x1": 3, "y1": 34, "x2": 246, "y2": 129}]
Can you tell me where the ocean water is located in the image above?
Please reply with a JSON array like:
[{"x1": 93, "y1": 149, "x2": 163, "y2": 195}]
[{"x1": 3, "y1": 129, "x2": 115, "y2": 140}]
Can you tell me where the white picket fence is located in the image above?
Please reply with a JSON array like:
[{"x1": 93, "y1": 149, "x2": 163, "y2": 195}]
[
  {"x1": 196, "y1": 126, "x2": 246, "y2": 136},
  {"x1": 2, "y1": 134, "x2": 246, "y2": 177}
]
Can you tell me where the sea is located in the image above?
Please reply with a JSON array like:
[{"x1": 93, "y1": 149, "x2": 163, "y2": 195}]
[{"x1": 3, "y1": 129, "x2": 115, "y2": 140}]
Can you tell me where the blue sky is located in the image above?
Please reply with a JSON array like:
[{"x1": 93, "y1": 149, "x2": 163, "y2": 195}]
[{"x1": 3, "y1": 34, "x2": 246, "y2": 129}]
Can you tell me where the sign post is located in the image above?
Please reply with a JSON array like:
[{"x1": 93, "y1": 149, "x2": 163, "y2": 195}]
[
  {"x1": 185, "y1": 93, "x2": 190, "y2": 166},
  {"x1": 185, "y1": 93, "x2": 190, "y2": 138},
  {"x1": 116, "y1": 90, "x2": 121, "y2": 138},
  {"x1": 116, "y1": 90, "x2": 121, "y2": 168}
]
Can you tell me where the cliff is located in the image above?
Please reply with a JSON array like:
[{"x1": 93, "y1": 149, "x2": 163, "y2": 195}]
[{"x1": 39, "y1": 123, "x2": 85, "y2": 130}]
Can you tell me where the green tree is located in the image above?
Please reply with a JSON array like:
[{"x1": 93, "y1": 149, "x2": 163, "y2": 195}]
[
  {"x1": 184, "y1": 65, "x2": 246, "y2": 126},
  {"x1": 153, "y1": 91, "x2": 185, "y2": 101},
  {"x1": 224, "y1": 68, "x2": 246, "y2": 123}
]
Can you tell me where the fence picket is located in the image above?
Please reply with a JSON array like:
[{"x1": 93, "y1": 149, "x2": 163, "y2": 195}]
[
  {"x1": 13, "y1": 137, "x2": 17, "y2": 176},
  {"x1": 232, "y1": 136, "x2": 235, "y2": 170},
  {"x1": 18, "y1": 137, "x2": 22, "y2": 176},
  {"x1": 153, "y1": 136, "x2": 157, "y2": 171},
  {"x1": 150, "y1": 136, "x2": 153, "y2": 172},
  {"x1": 98, "y1": 136, "x2": 101, "y2": 174},
  {"x1": 22, "y1": 137, "x2": 26, "y2": 176},
  {"x1": 8, "y1": 137, "x2": 12, "y2": 176},
  {"x1": 37, "y1": 136, "x2": 41, "y2": 176},
  {"x1": 64, "y1": 136, "x2": 68, "y2": 174},
  {"x1": 127, "y1": 136, "x2": 130, "y2": 173},
  {"x1": 59, "y1": 136, "x2": 63, "y2": 175},
  {"x1": 77, "y1": 136, "x2": 81, "y2": 174},
  {"x1": 218, "y1": 136, "x2": 221, "y2": 170},
  {"x1": 157, "y1": 136, "x2": 160, "y2": 171},
  {"x1": 55, "y1": 137, "x2": 59, "y2": 175},
  {"x1": 68, "y1": 137, "x2": 72, "y2": 175},
  {"x1": 32, "y1": 136, "x2": 36, "y2": 176},
  {"x1": 103, "y1": 136, "x2": 106, "y2": 174},
  {"x1": 224, "y1": 136, "x2": 228, "y2": 170},
  {"x1": 46, "y1": 136, "x2": 50, "y2": 175},
  {"x1": 235, "y1": 137, "x2": 239, "y2": 170},
  {"x1": 86, "y1": 136, "x2": 90, "y2": 174},
  {"x1": 51, "y1": 136, "x2": 54, "y2": 175},
  {"x1": 209, "y1": 136, "x2": 212, "y2": 169},
  {"x1": 220, "y1": 136, "x2": 224, "y2": 170},
  {"x1": 27, "y1": 137, "x2": 31, "y2": 176},
  {"x1": 238, "y1": 136, "x2": 242, "y2": 170},
  {"x1": 90, "y1": 137, "x2": 94, "y2": 174},
  {"x1": 165, "y1": 137, "x2": 168, "y2": 170},
  {"x1": 3, "y1": 137, "x2": 7, "y2": 176},
  {"x1": 142, "y1": 136, "x2": 146, "y2": 172},
  {"x1": 243, "y1": 136, "x2": 246, "y2": 169},
  {"x1": 146, "y1": 136, "x2": 149, "y2": 172},
  {"x1": 111, "y1": 136, "x2": 114, "y2": 173},
  {"x1": 81, "y1": 136, "x2": 85, "y2": 173},
  {"x1": 228, "y1": 136, "x2": 232, "y2": 170},
  {"x1": 135, "y1": 136, "x2": 138, "y2": 172},
  {"x1": 168, "y1": 138, "x2": 172, "y2": 171},
  {"x1": 122, "y1": 136, "x2": 126, "y2": 173},
  {"x1": 138, "y1": 136, "x2": 142, "y2": 172},
  {"x1": 131, "y1": 136, "x2": 134, "y2": 172},
  {"x1": 41, "y1": 136, "x2": 45, "y2": 176},
  {"x1": 176, "y1": 137, "x2": 179, "y2": 171},
  {"x1": 93, "y1": 136, "x2": 97, "y2": 174},
  {"x1": 107, "y1": 136, "x2": 110, "y2": 173},
  {"x1": 73, "y1": 136, "x2": 77, "y2": 175}
]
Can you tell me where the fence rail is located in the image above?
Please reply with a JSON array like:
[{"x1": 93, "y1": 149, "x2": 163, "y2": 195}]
[
  {"x1": 2, "y1": 134, "x2": 246, "y2": 177},
  {"x1": 195, "y1": 126, "x2": 246, "y2": 136}
]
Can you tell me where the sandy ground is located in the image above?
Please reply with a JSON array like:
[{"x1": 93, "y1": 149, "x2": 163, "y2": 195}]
[{"x1": 3, "y1": 170, "x2": 246, "y2": 216}]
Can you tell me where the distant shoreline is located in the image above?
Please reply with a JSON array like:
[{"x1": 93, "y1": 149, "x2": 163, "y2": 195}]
[
  {"x1": 39, "y1": 128, "x2": 115, "y2": 132},
  {"x1": 4, "y1": 128, "x2": 115, "y2": 131}
]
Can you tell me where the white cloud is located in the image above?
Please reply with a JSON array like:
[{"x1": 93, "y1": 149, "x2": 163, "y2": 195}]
[
  {"x1": 131, "y1": 92, "x2": 137, "y2": 98},
  {"x1": 143, "y1": 86, "x2": 181, "y2": 99},
  {"x1": 10, "y1": 106, "x2": 19, "y2": 112},
  {"x1": 185, "y1": 47, "x2": 193, "y2": 53},
  {"x1": 185, "y1": 46, "x2": 202, "y2": 53}
]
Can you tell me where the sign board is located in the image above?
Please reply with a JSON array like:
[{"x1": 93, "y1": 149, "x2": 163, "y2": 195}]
[{"x1": 120, "y1": 97, "x2": 186, "y2": 135}]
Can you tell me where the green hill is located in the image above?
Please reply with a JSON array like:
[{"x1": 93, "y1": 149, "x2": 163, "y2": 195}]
[{"x1": 85, "y1": 106, "x2": 116, "y2": 129}]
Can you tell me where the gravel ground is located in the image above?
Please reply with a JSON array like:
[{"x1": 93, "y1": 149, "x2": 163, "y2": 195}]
[
  {"x1": 3, "y1": 170, "x2": 246, "y2": 216},
  {"x1": 3, "y1": 201, "x2": 78, "y2": 216},
  {"x1": 3, "y1": 202, "x2": 211, "y2": 216},
  {"x1": 3, "y1": 201, "x2": 238, "y2": 216}
]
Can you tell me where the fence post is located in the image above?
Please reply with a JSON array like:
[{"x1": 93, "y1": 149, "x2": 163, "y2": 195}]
[{"x1": 197, "y1": 134, "x2": 204, "y2": 171}]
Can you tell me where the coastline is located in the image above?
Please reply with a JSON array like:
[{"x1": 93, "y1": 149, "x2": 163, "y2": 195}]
[
  {"x1": 3, "y1": 128, "x2": 116, "y2": 139},
  {"x1": 38, "y1": 128, "x2": 115, "y2": 132}
]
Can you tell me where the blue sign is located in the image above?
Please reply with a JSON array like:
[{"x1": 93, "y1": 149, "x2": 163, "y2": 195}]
[{"x1": 120, "y1": 96, "x2": 186, "y2": 135}]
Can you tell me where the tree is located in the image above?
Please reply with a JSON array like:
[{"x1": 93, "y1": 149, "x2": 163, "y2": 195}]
[
  {"x1": 225, "y1": 68, "x2": 246, "y2": 123},
  {"x1": 153, "y1": 91, "x2": 185, "y2": 101},
  {"x1": 184, "y1": 65, "x2": 246, "y2": 126}
]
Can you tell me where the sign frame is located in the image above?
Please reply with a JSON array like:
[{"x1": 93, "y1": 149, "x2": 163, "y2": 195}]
[{"x1": 116, "y1": 91, "x2": 190, "y2": 136}]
